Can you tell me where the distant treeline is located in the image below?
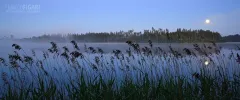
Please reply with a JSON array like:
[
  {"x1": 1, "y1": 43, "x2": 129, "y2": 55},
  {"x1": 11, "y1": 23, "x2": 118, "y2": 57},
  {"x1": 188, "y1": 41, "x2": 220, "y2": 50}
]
[
  {"x1": 21, "y1": 28, "x2": 239, "y2": 43},
  {"x1": 222, "y1": 34, "x2": 240, "y2": 42}
]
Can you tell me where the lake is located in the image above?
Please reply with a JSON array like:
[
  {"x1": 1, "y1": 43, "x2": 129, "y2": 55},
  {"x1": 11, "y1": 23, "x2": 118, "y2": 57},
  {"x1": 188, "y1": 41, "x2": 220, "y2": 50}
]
[{"x1": 1, "y1": 40, "x2": 240, "y2": 58}]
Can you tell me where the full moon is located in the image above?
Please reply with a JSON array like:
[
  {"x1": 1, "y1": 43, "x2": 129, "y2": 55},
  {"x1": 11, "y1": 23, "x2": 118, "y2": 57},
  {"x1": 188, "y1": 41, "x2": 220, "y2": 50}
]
[{"x1": 205, "y1": 19, "x2": 210, "y2": 24}]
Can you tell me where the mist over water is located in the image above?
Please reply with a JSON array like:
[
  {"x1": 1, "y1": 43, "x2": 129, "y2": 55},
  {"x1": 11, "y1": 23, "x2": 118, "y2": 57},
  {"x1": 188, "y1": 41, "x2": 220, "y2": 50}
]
[{"x1": 1, "y1": 40, "x2": 240, "y2": 57}]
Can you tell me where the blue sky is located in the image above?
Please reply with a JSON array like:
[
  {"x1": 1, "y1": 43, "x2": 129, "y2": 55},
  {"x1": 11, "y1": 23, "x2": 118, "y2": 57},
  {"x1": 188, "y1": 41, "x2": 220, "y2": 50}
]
[{"x1": 0, "y1": 0, "x2": 239, "y2": 38}]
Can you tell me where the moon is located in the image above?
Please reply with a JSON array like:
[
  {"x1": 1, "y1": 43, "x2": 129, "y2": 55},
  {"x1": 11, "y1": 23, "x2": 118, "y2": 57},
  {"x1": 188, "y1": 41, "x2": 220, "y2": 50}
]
[{"x1": 205, "y1": 19, "x2": 210, "y2": 24}]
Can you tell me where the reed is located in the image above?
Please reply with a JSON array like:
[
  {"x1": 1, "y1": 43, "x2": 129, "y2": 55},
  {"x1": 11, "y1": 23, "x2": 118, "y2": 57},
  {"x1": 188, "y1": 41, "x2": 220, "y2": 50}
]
[{"x1": 0, "y1": 40, "x2": 240, "y2": 100}]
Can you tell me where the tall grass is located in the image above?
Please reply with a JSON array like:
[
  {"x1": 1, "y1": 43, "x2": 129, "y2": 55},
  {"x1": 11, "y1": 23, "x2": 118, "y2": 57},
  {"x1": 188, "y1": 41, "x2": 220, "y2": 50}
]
[{"x1": 0, "y1": 40, "x2": 240, "y2": 99}]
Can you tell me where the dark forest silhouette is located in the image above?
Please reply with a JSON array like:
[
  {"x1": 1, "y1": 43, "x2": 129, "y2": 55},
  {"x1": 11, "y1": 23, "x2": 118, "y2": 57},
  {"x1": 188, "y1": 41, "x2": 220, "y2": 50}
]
[
  {"x1": 222, "y1": 34, "x2": 240, "y2": 42},
  {"x1": 21, "y1": 28, "x2": 239, "y2": 43}
]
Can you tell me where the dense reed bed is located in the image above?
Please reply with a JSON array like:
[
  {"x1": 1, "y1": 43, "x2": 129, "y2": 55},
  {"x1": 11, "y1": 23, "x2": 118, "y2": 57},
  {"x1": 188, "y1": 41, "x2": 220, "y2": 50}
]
[{"x1": 0, "y1": 40, "x2": 240, "y2": 100}]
